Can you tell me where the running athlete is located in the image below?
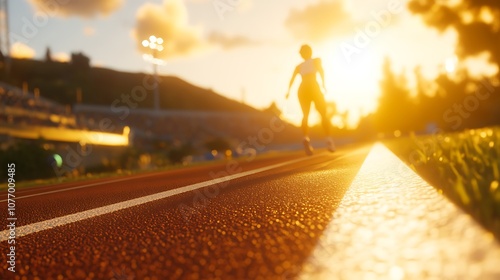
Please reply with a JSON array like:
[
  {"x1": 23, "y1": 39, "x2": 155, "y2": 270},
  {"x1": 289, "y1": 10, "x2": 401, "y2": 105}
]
[{"x1": 286, "y1": 44, "x2": 335, "y2": 155}]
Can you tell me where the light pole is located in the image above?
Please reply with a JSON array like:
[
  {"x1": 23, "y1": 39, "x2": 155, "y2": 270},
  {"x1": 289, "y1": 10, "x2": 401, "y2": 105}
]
[
  {"x1": 0, "y1": 0, "x2": 11, "y2": 76},
  {"x1": 142, "y1": 35, "x2": 164, "y2": 111}
]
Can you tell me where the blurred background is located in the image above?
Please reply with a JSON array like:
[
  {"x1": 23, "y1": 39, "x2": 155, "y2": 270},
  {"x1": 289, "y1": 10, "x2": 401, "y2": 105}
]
[{"x1": 0, "y1": 0, "x2": 499, "y2": 181}]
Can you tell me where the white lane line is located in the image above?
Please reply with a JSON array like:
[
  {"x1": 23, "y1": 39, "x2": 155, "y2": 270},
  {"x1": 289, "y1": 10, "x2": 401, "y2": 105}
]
[
  {"x1": 0, "y1": 155, "x2": 320, "y2": 242},
  {"x1": 0, "y1": 153, "x2": 330, "y2": 203},
  {"x1": 0, "y1": 172, "x2": 168, "y2": 203},
  {"x1": 299, "y1": 143, "x2": 500, "y2": 280}
]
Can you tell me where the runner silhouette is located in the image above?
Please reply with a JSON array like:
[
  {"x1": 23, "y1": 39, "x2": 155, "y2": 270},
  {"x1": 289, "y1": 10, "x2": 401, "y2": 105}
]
[{"x1": 286, "y1": 44, "x2": 335, "y2": 155}]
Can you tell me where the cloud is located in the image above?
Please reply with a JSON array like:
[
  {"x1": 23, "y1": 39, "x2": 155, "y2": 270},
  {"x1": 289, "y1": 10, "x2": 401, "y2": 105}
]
[
  {"x1": 11, "y1": 42, "x2": 35, "y2": 59},
  {"x1": 188, "y1": 0, "x2": 253, "y2": 12},
  {"x1": 207, "y1": 32, "x2": 258, "y2": 50},
  {"x1": 28, "y1": 0, "x2": 123, "y2": 18},
  {"x1": 285, "y1": 0, "x2": 358, "y2": 42},
  {"x1": 132, "y1": 0, "x2": 204, "y2": 59}
]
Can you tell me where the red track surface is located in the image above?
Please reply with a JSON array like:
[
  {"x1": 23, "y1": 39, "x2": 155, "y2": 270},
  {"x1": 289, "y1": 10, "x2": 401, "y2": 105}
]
[{"x1": 1, "y1": 145, "x2": 370, "y2": 279}]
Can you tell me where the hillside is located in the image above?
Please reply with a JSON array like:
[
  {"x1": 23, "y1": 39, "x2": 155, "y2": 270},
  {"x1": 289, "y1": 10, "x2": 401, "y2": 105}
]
[{"x1": 2, "y1": 57, "x2": 258, "y2": 113}]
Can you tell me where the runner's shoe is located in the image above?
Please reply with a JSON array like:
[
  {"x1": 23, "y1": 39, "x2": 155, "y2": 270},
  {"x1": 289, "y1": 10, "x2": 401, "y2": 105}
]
[
  {"x1": 327, "y1": 137, "x2": 336, "y2": 153},
  {"x1": 303, "y1": 138, "x2": 314, "y2": 156}
]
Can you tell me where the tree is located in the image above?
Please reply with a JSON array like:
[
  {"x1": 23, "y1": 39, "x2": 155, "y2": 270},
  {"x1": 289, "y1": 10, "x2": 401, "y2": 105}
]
[
  {"x1": 205, "y1": 138, "x2": 230, "y2": 152},
  {"x1": 45, "y1": 47, "x2": 52, "y2": 62},
  {"x1": 408, "y1": 0, "x2": 500, "y2": 78},
  {"x1": 413, "y1": 66, "x2": 441, "y2": 129},
  {"x1": 262, "y1": 102, "x2": 282, "y2": 117},
  {"x1": 168, "y1": 143, "x2": 194, "y2": 164},
  {"x1": 70, "y1": 52, "x2": 90, "y2": 71},
  {"x1": 0, "y1": 140, "x2": 56, "y2": 181},
  {"x1": 374, "y1": 58, "x2": 415, "y2": 134}
]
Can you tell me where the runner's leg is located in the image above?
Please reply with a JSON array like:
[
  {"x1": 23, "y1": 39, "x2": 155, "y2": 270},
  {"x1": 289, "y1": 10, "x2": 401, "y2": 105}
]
[
  {"x1": 299, "y1": 87, "x2": 314, "y2": 155},
  {"x1": 298, "y1": 90, "x2": 312, "y2": 137},
  {"x1": 314, "y1": 91, "x2": 336, "y2": 152},
  {"x1": 314, "y1": 93, "x2": 331, "y2": 136}
]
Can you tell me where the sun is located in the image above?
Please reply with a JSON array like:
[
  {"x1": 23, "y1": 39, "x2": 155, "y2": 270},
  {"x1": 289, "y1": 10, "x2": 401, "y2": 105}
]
[
  {"x1": 445, "y1": 56, "x2": 458, "y2": 73},
  {"x1": 278, "y1": 42, "x2": 384, "y2": 129},
  {"x1": 317, "y1": 43, "x2": 383, "y2": 128}
]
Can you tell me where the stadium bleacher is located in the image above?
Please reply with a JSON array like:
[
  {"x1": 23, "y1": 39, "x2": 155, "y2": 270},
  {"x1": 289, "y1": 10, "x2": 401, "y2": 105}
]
[{"x1": 1, "y1": 83, "x2": 299, "y2": 152}]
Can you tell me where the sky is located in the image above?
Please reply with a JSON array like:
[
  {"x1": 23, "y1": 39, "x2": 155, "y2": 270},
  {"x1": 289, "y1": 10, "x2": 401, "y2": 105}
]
[{"x1": 6, "y1": 0, "x2": 497, "y2": 127}]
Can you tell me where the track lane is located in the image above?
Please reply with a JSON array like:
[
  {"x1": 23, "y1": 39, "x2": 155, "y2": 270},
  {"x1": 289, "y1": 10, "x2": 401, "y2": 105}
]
[
  {"x1": 0, "y1": 145, "x2": 371, "y2": 279},
  {"x1": 1, "y1": 152, "x2": 318, "y2": 227}
]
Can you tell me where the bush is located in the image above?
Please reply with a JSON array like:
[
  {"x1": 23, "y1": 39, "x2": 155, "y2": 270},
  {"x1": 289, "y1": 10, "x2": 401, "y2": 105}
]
[{"x1": 0, "y1": 140, "x2": 56, "y2": 181}]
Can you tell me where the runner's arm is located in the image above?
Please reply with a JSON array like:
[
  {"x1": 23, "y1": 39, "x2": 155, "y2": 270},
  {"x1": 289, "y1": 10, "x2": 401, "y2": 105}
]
[
  {"x1": 286, "y1": 66, "x2": 300, "y2": 99},
  {"x1": 316, "y1": 58, "x2": 327, "y2": 93}
]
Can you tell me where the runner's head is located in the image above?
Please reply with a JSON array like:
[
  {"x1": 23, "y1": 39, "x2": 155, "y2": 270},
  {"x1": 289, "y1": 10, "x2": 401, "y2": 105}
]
[{"x1": 300, "y1": 44, "x2": 312, "y2": 60}]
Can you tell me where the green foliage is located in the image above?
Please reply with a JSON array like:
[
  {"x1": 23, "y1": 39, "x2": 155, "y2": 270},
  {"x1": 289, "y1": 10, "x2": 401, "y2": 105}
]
[
  {"x1": 262, "y1": 102, "x2": 282, "y2": 117},
  {"x1": 408, "y1": 0, "x2": 500, "y2": 76},
  {"x1": 85, "y1": 163, "x2": 120, "y2": 175},
  {"x1": 0, "y1": 140, "x2": 56, "y2": 181},
  {"x1": 118, "y1": 147, "x2": 142, "y2": 170},
  {"x1": 374, "y1": 58, "x2": 415, "y2": 133},
  {"x1": 386, "y1": 127, "x2": 500, "y2": 239},
  {"x1": 205, "y1": 138, "x2": 230, "y2": 152},
  {"x1": 367, "y1": 56, "x2": 500, "y2": 135},
  {"x1": 168, "y1": 144, "x2": 194, "y2": 164}
]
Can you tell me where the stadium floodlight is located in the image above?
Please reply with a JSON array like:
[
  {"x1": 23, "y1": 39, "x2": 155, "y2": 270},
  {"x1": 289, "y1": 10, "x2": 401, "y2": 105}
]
[{"x1": 142, "y1": 35, "x2": 165, "y2": 111}]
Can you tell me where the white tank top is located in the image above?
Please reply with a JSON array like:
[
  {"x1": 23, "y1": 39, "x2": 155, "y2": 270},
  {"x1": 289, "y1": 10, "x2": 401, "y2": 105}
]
[{"x1": 299, "y1": 59, "x2": 317, "y2": 76}]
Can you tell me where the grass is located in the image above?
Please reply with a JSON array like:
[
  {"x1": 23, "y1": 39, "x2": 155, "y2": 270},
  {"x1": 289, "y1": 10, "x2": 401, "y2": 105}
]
[{"x1": 385, "y1": 126, "x2": 500, "y2": 240}]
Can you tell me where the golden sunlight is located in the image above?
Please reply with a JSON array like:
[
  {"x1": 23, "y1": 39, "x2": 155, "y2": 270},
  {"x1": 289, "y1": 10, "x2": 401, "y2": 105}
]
[
  {"x1": 445, "y1": 56, "x2": 458, "y2": 74},
  {"x1": 319, "y1": 43, "x2": 382, "y2": 128}
]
